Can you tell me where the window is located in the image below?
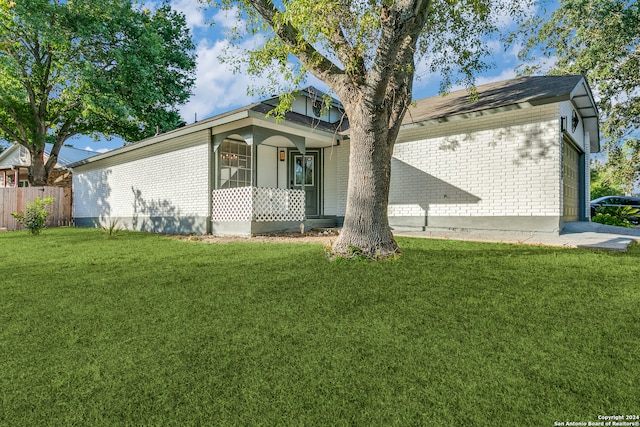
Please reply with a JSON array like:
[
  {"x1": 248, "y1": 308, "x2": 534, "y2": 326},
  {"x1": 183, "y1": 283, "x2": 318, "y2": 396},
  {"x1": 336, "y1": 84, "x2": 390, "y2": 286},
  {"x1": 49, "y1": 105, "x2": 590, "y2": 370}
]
[
  {"x1": 219, "y1": 139, "x2": 252, "y2": 188},
  {"x1": 622, "y1": 198, "x2": 640, "y2": 206},
  {"x1": 18, "y1": 146, "x2": 29, "y2": 163},
  {"x1": 294, "y1": 155, "x2": 314, "y2": 186}
]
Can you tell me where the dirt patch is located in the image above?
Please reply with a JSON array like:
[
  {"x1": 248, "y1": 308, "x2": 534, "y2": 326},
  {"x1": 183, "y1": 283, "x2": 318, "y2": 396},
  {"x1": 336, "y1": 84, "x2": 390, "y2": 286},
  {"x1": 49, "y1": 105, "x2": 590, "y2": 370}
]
[{"x1": 173, "y1": 228, "x2": 340, "y2": 245}]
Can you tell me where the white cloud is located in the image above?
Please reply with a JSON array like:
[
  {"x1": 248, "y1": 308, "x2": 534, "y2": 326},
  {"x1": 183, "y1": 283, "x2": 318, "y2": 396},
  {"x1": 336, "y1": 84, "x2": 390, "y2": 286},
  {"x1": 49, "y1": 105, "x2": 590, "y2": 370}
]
[
  {"x1": 170, "y1": 0, "x2": 208, "y2": 30},
  {"x1": 212, "y1": 6, "x2": 242, "y2": 31},
  {"x1": 178, "y1": 38, "x2": 267, "y2": 122},
  {"x1": 492, "y1": 0, "x2": 538, "y2": 29},
  {"x1": 486, "y1": 40, "x2": 503, "y2": 56},
  {"x1": 475, "y1": 68, "x2": 519, "y2": 86},
  {"x1": 413, "y1": 56, "x2": 440, "y2": 95}
]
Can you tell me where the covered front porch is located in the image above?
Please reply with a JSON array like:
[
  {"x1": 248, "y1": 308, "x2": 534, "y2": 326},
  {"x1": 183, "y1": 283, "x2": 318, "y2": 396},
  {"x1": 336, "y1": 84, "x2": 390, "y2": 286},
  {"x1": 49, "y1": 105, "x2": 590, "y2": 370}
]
[
  {"x1": 210, "y1": 123, "x2": 340, "y2": 236},
  {"x1": 0, "y1": 167, "x2": 29, "y2": 188}
]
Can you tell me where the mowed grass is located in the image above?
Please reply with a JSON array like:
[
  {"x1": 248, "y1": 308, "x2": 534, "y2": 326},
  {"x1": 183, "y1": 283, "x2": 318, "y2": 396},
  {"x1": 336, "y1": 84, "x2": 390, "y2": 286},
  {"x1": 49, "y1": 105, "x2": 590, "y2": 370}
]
[{"x1": 0, "y1": 228, "x2": 638, "y2": 426}]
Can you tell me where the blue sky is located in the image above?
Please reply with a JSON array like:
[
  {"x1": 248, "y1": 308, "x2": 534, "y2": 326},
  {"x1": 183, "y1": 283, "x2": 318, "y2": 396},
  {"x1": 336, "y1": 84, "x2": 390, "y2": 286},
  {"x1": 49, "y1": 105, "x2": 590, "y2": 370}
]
[{"x1": 71, "y1": 0, "x2": 549, "y2": 153}]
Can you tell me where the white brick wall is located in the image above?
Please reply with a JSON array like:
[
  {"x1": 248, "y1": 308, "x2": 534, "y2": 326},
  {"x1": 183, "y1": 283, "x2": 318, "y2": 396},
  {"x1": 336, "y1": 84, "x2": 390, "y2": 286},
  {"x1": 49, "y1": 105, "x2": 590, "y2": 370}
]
[
  {"x1": 73, "y1": 143, "x2": 210, "y2": 225},
  {"x1": 335, "y1": 104, "x2": 564, "y2": 221},
  {"x1": 322, "y1": 145, "x2": 339, "y2": 215},
  {"x1": 390, "y1": 104, "x2": 562, "y2": 218}
]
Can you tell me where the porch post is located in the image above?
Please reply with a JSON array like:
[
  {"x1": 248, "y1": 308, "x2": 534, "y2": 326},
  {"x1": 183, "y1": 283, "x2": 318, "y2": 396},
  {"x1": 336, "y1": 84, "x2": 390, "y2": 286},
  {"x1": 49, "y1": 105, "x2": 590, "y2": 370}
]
[
  {"x1": 300, "y1": 153, "x2": 305, "y2": 193},
  {"x1": 251, "y1": 143, "x2": 255, "y2": 187},
  {"x1": 299, "y1": 139, "x2": 306, "y2": 193},
  {"x1": 207, "y1": 131, "x2": 214, "y2": 234}
]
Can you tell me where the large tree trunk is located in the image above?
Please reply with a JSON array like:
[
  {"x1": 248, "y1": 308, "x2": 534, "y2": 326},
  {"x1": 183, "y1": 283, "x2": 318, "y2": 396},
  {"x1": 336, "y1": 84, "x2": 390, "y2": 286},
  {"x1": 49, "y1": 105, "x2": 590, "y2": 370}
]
[
  {"x1": 331, "y1": 104, "x2": 401, "y2": 259},
  {"x1": 27, "y1": 129, "x2": 65, "y2": 186},
  {"x1": 28, "y1": 145, "x2": 49, "y2": 186}
]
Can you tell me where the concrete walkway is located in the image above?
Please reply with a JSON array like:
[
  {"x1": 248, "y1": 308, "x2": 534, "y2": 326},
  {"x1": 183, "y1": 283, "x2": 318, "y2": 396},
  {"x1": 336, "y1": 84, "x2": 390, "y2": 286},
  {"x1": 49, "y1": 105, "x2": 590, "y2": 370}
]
[{"x1": 393, "y1": 222, "x2": 640, "y2": 251}]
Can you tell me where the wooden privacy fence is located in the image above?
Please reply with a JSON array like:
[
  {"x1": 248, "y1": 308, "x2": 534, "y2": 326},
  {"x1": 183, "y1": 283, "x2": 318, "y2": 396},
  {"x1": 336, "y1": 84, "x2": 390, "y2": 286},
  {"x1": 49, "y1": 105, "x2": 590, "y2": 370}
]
[{"x1": 0, "y1": 187, "x2": 72, "y2": 231}]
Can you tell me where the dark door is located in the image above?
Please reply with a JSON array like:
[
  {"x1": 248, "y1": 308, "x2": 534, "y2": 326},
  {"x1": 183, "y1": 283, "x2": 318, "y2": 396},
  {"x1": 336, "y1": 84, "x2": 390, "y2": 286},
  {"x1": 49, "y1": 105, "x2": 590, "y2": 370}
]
[{"x1": 290, "y1": 151, "x2": 319, "y2": 216}]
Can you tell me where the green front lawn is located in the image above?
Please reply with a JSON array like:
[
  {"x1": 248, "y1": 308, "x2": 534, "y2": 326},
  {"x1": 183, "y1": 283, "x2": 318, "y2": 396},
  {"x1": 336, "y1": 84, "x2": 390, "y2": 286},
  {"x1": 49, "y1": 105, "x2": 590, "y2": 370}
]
[{"x1": 1, "y1": 228, "x2": 638, "y2": 426}]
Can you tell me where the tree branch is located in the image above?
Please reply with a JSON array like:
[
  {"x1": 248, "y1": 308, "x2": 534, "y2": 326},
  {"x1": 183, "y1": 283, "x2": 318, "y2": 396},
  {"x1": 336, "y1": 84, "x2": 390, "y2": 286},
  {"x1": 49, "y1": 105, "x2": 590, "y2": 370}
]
[
  {"x1": 11, "y1": 37, "x2": 43, "y2": 135},
  {"x1": 2, "y1": 103, "x2": 29, "y2": 144},
  {"x1": 322, "y1": 11, "x2": 366, "y2": 82},
  {"x1": 248, "y1": 0, "x2": 349, "y2": 91},
  {"x1": 44, "y1": 119, "x2": 73, "y2": 173},
  {"x1": 46, "y1": 99, "x2": 82, "y2": 131},
  {"x1": 0, "y1": 119, "x2": 25, "y2": 145},
  {"x1": 368, "y1": 0, "x2": 432, "y2": 101}
]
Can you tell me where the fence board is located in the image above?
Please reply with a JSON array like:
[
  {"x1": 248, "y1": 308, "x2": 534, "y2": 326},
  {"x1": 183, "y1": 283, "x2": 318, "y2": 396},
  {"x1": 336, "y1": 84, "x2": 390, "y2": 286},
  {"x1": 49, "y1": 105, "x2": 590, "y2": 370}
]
[{"x1": 0, "y1": 187, "x2": 72, "y2": 231}]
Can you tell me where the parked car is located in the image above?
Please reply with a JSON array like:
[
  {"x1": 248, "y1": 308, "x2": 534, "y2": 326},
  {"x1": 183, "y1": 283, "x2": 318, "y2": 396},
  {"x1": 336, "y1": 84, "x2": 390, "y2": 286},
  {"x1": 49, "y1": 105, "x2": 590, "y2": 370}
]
[{"x1": 590, "y1": 196, "x2": 640, "y2": 223}]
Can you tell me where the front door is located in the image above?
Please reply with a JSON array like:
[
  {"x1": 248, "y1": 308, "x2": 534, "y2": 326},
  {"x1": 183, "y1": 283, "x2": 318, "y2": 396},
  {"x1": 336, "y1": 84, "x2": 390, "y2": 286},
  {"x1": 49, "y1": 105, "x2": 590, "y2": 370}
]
[{"x1": 290, "y1": 151, "x2": 320, "y2": 216}]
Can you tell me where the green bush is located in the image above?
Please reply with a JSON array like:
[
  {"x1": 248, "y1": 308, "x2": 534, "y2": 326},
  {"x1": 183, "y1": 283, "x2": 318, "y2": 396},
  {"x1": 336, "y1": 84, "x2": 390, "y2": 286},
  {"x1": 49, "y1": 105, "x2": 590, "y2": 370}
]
[
  {"x1": 12, "y1": 197, "x2": 55, "y2": 235},
  {"x1": 591, "y1": 205, "x2": 639, "y2": 228},
  {"x1": 102, "y1": 218, "x2": 122, "y2": 239}
]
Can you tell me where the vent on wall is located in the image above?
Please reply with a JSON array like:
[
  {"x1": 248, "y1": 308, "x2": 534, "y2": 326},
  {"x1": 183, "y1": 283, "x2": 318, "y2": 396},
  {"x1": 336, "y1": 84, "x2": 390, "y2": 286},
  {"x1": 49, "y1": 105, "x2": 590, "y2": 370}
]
[{"x1": 571, "y1": 110, "x2": 579, "y2": 133}]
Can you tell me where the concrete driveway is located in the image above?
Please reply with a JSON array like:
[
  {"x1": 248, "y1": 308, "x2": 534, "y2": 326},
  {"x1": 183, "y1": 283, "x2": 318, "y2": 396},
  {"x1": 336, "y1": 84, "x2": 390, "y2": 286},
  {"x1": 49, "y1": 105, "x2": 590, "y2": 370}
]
[{"x1": 393, "y1": 222, "x2": 640, "y2": 251}]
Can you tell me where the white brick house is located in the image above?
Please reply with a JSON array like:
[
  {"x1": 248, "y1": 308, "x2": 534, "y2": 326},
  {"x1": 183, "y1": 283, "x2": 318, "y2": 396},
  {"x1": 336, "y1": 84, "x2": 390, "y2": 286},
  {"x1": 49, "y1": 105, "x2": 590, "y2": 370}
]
[{"x1": 69, "y1": 75, "x2": 599, "y2": 235}]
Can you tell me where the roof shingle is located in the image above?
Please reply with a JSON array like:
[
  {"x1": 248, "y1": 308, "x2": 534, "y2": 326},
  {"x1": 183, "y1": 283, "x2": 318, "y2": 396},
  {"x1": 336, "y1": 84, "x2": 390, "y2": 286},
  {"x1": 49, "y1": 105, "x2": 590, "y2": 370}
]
[{"x1": 403, "y1": 75, "x2": 585, "y2": 124}]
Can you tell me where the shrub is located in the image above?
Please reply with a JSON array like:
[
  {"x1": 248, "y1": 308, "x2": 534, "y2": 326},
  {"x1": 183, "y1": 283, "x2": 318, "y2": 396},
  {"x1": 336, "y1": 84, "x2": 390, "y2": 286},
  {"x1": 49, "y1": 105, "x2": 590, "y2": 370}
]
[
  {"x1": 591, "y1": 205, "x2": 639, "y2": 228},
  {"x1": 102, "y1": 219, "x2": 122, "y2": 239},
  {"x1": 12, "y1": 197, "x2": 55, "y2": 235}
]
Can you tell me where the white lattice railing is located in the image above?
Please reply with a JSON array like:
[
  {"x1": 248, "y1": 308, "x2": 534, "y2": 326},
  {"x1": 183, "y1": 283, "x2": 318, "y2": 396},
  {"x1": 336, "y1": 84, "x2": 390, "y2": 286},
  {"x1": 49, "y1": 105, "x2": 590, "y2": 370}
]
[{"x1": 212, "y1": 187, "x2": 305, "y2": 222}]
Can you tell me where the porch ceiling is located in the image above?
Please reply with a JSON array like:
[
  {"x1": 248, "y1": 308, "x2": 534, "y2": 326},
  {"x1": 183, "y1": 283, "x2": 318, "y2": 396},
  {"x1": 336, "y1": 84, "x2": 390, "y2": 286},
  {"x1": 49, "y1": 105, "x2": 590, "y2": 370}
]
[{"x1": 258, "y1": 136, "x2": 336, "y2": 149}]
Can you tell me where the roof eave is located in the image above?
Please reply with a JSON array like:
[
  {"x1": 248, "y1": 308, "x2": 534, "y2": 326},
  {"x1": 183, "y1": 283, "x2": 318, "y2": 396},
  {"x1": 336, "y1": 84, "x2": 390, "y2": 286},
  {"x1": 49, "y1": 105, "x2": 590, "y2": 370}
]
[
  {"x1": 569, "y1": 77, "x2": 600, "y2": 152},
  {"x1": 68, "y1": 109, "x2": 252, "y2": 168},
  {"x1": 246, "y1": 109, "x2": 344, "y2": 141},
  {"x1": 400, "y1": 97, "x2": 568, "y2": 131}
]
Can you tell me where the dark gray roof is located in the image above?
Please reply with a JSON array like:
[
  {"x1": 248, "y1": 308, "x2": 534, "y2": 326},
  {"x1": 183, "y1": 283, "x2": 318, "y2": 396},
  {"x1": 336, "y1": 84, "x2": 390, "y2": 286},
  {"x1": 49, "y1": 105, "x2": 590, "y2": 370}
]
[
  {"x1": 68, "y1": 88, "x2": 345, "y2": 168},
  {"x1": 249, "y1": 102, "x2": 347, "y2": 133},
  {"x1": 402, "y1": 75, "x2": 600, "y2": 151},
  {"x1": 69, "y1": 76, "x2": 600, "y2": 170},
  {"x1": 115, "y1": 91, "x2": 344, "y2": 146},
  {"x1": 404, "y1": 75, "x2": 586, "y2": 124}
]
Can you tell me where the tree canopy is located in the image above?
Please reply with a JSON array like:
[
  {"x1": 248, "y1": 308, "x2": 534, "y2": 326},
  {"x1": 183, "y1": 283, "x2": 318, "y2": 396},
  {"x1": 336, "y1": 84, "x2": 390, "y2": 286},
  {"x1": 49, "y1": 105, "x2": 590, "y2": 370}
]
[
  {"x1": 214, "y1": 0, "x2": 529, "y2": 102},
  {"x1": 517, "y1": 0, "x2": 639, "y2": 194},
  {"x1": 0, "y1": 0, "x2": 196, "y2": 185},
  {"x1": 519, "y1": 0, "x2": 639, "y2": 140},
  {"x1": 206, "y1": 0, "x2": 532, "y2": 258}
]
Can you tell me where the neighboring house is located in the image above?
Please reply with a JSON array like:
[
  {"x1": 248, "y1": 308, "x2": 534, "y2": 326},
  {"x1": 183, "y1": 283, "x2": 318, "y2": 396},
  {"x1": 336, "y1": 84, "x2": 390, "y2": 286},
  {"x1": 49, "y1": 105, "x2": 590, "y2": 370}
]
[
  {"x1": 0, "y1": 143, "x2": 98, "y2": 188},
  {"x1": 69, "y1": 75, "x2": 599, "y2": 236}
]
